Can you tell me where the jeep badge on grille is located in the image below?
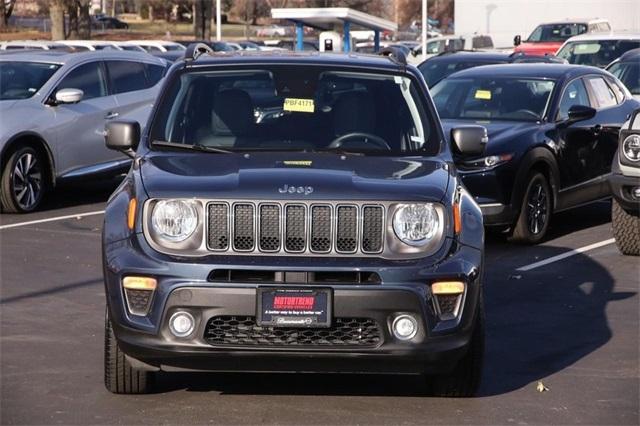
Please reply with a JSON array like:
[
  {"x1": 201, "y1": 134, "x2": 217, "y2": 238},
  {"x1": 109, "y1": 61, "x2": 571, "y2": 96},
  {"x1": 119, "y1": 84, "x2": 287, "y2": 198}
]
[{"x1": 278, "y1": 184, "x2": 314, "y2": 195}]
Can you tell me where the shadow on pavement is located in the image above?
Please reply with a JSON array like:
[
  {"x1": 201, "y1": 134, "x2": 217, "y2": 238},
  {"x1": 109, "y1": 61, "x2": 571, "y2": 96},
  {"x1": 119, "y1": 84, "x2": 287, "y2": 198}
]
[
  {"x1": 148, "y1": 246, "x2": 634, "y2": 397},
  {"x1": 38, "y1": 176, "x2": 123, "y2": 212}
]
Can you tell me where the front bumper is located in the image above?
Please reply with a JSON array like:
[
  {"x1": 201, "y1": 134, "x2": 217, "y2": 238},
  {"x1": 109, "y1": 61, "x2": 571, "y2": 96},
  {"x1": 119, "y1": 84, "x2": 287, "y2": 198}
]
[
  {"x1": 104, "y1": 234, "x2": 483, "y2": 374},
  {"x1": 609, "y1": 172, "x2": 640, "y2": 214}
]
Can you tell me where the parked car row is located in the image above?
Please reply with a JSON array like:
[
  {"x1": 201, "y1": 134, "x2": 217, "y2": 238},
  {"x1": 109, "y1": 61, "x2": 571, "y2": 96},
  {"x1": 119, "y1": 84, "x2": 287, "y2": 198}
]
[{"x1": 0, "y1": 50, "x2": 168, "y2": 212}]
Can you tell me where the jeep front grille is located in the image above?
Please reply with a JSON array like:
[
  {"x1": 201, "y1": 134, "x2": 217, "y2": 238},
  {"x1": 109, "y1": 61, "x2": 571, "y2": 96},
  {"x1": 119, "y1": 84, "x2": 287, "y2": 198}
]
[{"x1": 206, "y1": 202, "x2": 385, "y2": 256}]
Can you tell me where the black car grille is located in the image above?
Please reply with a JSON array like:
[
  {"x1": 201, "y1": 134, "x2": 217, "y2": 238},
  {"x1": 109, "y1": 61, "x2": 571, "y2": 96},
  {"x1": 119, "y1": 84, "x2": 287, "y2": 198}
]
[
  {"x1": 204, "y1": 316, "x2": 382, "y2": 347},
  {"x1": 206, "y1": 202, "x2": 385, "y2": 255}
]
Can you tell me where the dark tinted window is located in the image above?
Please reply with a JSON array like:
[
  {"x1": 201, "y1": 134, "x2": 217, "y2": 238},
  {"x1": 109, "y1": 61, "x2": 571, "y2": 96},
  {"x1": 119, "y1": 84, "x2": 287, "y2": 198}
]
[
  {"x1": 0, "y1": 61, "x2": 61, "y2": 100},
  {"x1": 106, "y1": 60, "x2": 147, "y2": 94},
  {"x1": 57, "y1": 61, "x2": 107, "y2": 99},
  {"x1": 418, "y1": 59, "x2": 505, "y2": 87},
  {"x1": 557, "y1": 40, "x2": 640, "y2": 68},
  {"x1": 608, "y1": 61, "x2": 640, "y2": 95},
  {"x1": 527, "y1": 23, "x2": 588, "y2": 42},
  {"x1": 144, "y1": 63, "x2": 165, "y2": 87},
  {"x1": 558, "y1": 79, "x2": 590, "y2": 119}
]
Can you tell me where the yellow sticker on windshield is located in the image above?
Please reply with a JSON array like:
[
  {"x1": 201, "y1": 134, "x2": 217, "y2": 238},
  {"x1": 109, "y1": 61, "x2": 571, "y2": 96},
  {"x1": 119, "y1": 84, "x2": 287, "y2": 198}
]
[
  {"x1": 284, "y1": 98, "x2": 315, "y2": 113},
  {"x1": 475, "y1": 90, "x2": 492, "y2": 100}
]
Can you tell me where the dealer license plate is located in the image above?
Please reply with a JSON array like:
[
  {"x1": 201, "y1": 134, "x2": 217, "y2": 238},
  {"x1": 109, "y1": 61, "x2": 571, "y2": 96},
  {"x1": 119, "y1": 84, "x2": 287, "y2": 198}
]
[{"x1": 257, "y1": 288, "x2": 332, "y2": 328}]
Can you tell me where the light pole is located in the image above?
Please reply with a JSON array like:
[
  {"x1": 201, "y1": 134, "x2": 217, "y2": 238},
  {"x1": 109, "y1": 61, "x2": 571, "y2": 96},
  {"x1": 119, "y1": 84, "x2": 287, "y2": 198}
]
[
  {"x1": 422, "y1": 0, "x2": 427, "y2": 57},
  {"x1": 216, "y1": 0, "x2": 221, "y2": 41}
]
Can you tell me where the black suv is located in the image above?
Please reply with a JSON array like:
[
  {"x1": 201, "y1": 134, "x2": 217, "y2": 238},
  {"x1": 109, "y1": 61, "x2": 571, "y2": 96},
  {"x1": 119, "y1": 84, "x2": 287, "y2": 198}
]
[{"x1": 102, "y1": 46, "x2": 487, "y2": 396}]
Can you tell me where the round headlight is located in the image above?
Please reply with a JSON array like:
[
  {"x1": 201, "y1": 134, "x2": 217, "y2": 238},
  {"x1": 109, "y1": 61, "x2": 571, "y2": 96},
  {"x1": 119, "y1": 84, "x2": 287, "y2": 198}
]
[
  {"x1": 622, "y1": 134, "x2": 640, "y2": 162},
  {"x1": 151, "y1": 199, "x2": 198, "y2": 242},
  {"x1": 393, "y1": 203, "x2": 439, "y2": 246}
]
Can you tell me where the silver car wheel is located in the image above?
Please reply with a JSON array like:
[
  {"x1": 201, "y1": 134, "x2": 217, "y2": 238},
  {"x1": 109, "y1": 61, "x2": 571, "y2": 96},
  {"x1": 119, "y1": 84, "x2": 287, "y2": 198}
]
[{"x1": 12, "y1": 152, "x2": 42, "y2": 210}]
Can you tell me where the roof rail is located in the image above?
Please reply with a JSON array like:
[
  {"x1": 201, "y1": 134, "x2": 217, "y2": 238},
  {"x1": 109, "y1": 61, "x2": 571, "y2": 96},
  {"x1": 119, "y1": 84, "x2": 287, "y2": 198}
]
[
  {"x1": 379, "y1": 46, "x2": 407, "y2": 69},
  {"x1": 184, "y1": 42, "x2": 214, "y2": 62}
]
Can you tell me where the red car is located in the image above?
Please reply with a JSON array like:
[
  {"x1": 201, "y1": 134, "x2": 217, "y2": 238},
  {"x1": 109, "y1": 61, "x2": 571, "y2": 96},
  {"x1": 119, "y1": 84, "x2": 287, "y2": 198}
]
[{"x1": 513, "y1": 19, "x2": 611, "y2": 56}]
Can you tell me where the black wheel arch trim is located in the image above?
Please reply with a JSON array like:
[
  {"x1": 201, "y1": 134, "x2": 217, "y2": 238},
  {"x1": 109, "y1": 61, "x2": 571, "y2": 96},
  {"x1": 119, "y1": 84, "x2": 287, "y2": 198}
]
[
  {"x1": 2, "y1": 131, "x2": 56, "y2": 188},
  {"x1": 511, "y1": 146, "x2": 560, "y2": 217}
]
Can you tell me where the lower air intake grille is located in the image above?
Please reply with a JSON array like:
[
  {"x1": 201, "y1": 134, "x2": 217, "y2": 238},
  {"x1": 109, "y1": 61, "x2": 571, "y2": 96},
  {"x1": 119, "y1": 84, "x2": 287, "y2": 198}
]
[
  {"x1": 124, "y1": 289, "x2": 153, "y2": 316},
  {"x1": 204, "y1": 316, "x2": 382, "y2": 347}
]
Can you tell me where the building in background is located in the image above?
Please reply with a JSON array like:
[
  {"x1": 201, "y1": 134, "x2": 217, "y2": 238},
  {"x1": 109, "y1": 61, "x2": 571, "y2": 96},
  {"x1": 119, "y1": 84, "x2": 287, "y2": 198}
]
[{"x1": 455, "y1": 0, "x2": 640, "y2": 48}]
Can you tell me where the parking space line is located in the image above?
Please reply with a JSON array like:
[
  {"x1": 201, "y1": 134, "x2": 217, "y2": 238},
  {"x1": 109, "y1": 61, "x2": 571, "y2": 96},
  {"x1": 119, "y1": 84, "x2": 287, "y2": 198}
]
[
  {"x1": 0, "y1": 210, "x2": 105, "y2": 230},
  {"x1": 516, "y1": 238, "x2": 616, "y2": 272}
]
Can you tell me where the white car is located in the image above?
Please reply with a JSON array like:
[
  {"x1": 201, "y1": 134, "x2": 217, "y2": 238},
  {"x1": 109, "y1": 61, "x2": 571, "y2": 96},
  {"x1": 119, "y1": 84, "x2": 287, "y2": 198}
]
[
  {"x1": 0, "y1": 40, "x2": 70, "y2": 51},
  {"x1": 56, "y1": 40, "x2": 121, "y2": 51},
  {"x1": 256, "y1": 25, "x2": 289, "y2": 37},
  {"x1": 408, "y1": 34, "x2": 494, "y2": 64},
  {"x1": 125, "y1": 40, "x2": 186, "y2": 53},
  {"x1": 556, "y1": 33, "x2": 640, "y2": 68}
]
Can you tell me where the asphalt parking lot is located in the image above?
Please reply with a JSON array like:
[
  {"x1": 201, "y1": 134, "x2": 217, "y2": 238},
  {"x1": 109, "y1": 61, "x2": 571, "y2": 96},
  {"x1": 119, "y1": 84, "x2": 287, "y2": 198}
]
[{"x1": 0, "y1": 181, "x2": 638, "y2": 425}]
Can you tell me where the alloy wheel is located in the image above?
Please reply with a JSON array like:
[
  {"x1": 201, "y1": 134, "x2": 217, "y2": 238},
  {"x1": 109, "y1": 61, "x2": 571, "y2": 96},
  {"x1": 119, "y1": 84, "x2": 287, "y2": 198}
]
[
  {"x1": 12, "y1": 151, "x2": 43, "y2": 211},
  {"x1": 526, "y1": 183, "x2": 548, "y2": 235}
]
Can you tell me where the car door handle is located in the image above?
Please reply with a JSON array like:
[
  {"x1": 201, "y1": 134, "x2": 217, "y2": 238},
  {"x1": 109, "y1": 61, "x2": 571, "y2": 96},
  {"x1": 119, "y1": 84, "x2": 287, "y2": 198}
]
[{"x1": 105, "y1": 111, "x2": 119, "y2": 119}]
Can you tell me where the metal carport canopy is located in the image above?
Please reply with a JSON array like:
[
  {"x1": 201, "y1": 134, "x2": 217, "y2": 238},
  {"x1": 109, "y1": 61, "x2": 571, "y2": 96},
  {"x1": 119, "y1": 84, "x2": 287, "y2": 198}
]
[{"x1": 271, "y1": 7, "x2": 398, "y2": 52}]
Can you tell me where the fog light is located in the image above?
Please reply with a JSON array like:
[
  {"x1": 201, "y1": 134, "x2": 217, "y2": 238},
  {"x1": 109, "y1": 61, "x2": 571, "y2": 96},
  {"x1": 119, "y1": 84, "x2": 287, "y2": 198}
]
[
  {"x1": 392, "y1": 315, "x2": 418, "y2": 341},
  {"x1": 169, "y1": 311, "x2": 195, "y2": 337},
  {"x1": 633, "y1": 187, "x2": 640, "y2": 200}
]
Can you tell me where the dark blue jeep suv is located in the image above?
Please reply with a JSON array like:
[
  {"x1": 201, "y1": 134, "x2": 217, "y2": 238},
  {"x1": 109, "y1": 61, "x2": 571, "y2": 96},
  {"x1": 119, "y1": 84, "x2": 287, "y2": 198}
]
[{"x1": 101, "y1": 46, "x2": 487, "y2": 396}]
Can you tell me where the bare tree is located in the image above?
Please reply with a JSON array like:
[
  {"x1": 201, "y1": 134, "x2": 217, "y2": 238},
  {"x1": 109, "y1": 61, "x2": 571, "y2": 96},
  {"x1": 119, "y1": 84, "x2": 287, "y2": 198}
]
[
  {"x1": 0, "y1": 0, "x2": 17, "y2": 31},
  {"x1": 50, "y1": 0, "x2": 67, "y2": 40}
]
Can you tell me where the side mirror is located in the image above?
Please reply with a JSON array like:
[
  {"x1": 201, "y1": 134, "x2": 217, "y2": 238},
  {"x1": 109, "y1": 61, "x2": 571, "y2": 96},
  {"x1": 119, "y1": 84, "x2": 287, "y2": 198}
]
[
  {"x1": 451, "y1": 125, "x2": 488, "y2": 156},
  {"x1": 567, "y1": 104, "x2": 596, "y2": 123},
  {"x1": 411, "y1": 48, "x2": 418, "y2": 57},
  {"x1": 513, "y1": 35, "x2": 521, "y2": 46},
  {"x1": 105, "y1": 120, "x2": 140, "y2": 157},
  {"x1": 54, "y1": 88, "x2": 83, "y2": 104}
]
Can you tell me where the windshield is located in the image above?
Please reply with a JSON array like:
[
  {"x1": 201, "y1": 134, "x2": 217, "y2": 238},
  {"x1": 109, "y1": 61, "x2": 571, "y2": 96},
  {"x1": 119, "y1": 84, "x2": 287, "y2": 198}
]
[
  {"x1": 0, "y1": 61, "x2": 61, "y2": 100},
  {"x1": 431, "y1": 77, "x2": 555, "y2": 121},
  {"x1": 527, "y1": 23, "x2": 587, "y2": 43},
  {"x1": 418, "y1": 59, "x2": 504, "y2": 87},
  {"x1": 608, "y1": 61, "x2": 640, "y2": 95},
  {"x1": 557, "y1": 40, "x2": 640, "y2": 68},
  {"x1": 150, "y1": 67, "x2": 437, "y2": 156}
]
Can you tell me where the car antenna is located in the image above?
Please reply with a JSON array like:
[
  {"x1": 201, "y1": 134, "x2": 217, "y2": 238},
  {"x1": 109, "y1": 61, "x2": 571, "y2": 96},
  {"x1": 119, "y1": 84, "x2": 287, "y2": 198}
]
[
  {"x1": 379, "y1": 46, "x2": 407, "y2": 71},
  {"x1": 184, "y1": 42, "x2": 214, "y2": 62}
]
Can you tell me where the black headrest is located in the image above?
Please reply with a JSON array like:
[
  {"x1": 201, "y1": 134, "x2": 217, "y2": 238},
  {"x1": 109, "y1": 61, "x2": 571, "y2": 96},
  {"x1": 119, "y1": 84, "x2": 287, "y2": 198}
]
[
  {"x1": 212, "y1": 89, "x2": 254, "y2": 136},
  {"x1": 333, "y1": 91, "x2": 376, "y2": 136}
]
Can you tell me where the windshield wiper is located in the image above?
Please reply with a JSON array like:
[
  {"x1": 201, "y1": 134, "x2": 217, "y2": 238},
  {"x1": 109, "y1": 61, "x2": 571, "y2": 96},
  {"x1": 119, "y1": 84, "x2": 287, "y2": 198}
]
[
  {"x1": 152, "y1": 141, "x2": 233, "y2": 154},
  {"x1": 313, "y1": 147, "x2": 365, "y2": 156}
]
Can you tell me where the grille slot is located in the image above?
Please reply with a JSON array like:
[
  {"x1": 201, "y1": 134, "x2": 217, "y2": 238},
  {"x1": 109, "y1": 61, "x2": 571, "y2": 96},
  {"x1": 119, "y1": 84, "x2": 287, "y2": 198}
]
[
  {"x1": 310, "y1": 205, "x2": 332, "y2": 253},
  {"x1": 336, "y1": 206, "x2": 358, "y2": 253},
  {"x1": 207, "y1": 203, "x2": 229, "y2": 250},
  {"x1": 259, "y1": 204, "x2": 281, "y2": 252},
  {"x1": 204, "y1": 316, "x2": 382, "y2": 347},
  {"x1": 362, "y1": 206, "x2": 384, "y2": 253},
  {"x1": 285, "y1": 205, "x2": 306, "y2": 252},
  {"x1": 233, "y1": 204, "x2": 255, "y2": 251}
]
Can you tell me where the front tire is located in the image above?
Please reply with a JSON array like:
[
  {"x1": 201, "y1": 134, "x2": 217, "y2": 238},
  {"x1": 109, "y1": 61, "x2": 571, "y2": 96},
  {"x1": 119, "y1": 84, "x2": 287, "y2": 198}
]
[
  {"x1": 104, "y1": 308, "x2": 156, "y2": 394},
  {"x1": 509, "y1": 172, "x2": 551, "y2": 244},
  {"x1": 1, "y1": 146, "x2": 47, "y2": 213},
  {"x1": 612, "y1": 199, "x2": 639, "y2": 256},
  {"x1": 426, "y1": 296, "x2": 485, "y2": 397}
]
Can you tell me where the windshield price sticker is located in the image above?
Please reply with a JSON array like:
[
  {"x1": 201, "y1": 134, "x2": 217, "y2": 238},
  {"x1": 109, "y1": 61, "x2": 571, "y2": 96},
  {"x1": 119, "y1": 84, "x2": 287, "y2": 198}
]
[
  {"x1": 284, "y1": 98, "x2": 315, "y2": 113},
  {"x1": 475, "y1": 89, "x2": 492, "y2": 100}
]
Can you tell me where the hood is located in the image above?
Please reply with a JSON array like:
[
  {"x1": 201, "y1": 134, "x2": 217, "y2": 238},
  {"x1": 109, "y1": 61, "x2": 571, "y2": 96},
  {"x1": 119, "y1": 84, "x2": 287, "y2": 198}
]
[
  {"x1": 0, "y1": 100, "x2": 18, "y2": 110},
  {"x1": 140, "y1": 151, "x2": 450, "y2": 202},
  {"x1": 441, "y1": 119, "x2": 541, "y2": 153},
  {"x1": 514, "y1": 41, "x2": 562, "y2": 56}
]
